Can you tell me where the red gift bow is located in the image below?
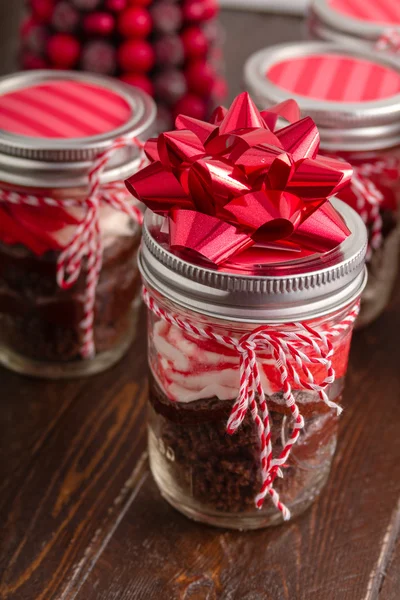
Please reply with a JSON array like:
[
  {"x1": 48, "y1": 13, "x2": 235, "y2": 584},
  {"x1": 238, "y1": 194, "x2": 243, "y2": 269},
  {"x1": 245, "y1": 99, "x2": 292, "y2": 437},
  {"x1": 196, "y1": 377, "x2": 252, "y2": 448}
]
[{"x1": 126, "y1": 92, "x2": 352, "y2": 267}]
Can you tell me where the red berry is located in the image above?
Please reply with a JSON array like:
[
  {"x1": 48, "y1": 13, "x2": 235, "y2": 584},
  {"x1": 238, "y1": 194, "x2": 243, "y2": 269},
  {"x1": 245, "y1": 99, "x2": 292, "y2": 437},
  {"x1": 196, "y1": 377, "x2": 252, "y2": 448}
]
[
  {"x1": 185, "y1": 61, "x2": 216, "y2": 96},
  {"x1": 84, "y1": 12, "x2": 115, "y2": 36},
  {"x1": 118, "y1": 7, "x2": 152, "y2": 38},
  {"x1": 31, "y1": 0, "x2": 54, "y2": 22},
  {"x1": 118, "y1": 39, "x2": 155, "y2": 72},
  {"x1": 120, "y1": 73, "x2": 154, "y2": 96},
  {"x1": 154, "y1": 35, "x2": 184, "y2": 67},
  {"x1": 151, "y1": 1, "x2": 182, "y2": 35},
  {"x1": 47, "y1": 34, "x2": 81, "y2": 68},
  {"x1": 183, "y1": 0, "x2": 218, "y2": 22},
  {"x1": 202, "y1": 19, "x2": 222, "y2": 43},
  {"x1": 106, "y1": 0, "x2": 127, "y2": 9},
  {"x1": 174, "y1": 93, "x2": 206, "y2": 120},
  {"x1": 181, "y1": 26, "x2": 208, "y2": 59},
  {"x1": 154, "y1": 70, "x2": 187, "y2": 105},
  {"x1": 20, "y1": 17, "x2": 35, "y2": 39},
  {"x1": 23, "y1": 23, "x2": 48, "y2": 54},
  {"x1": 22, "y1": 53, "x2": 48, "y2": 70},
  {"x1": 51, "y1": 2, "x2": 80, "y2": 33},
  {"x1": 81, "y1": 40, "x2": 116, "y2": 74}
]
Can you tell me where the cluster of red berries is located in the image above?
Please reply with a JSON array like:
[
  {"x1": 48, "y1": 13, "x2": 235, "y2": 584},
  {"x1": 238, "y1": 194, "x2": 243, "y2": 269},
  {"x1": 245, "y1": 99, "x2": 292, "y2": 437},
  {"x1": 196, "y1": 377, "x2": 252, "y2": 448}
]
[{"x1": 20, "y1": 0, "x2": 227, "y2": 126}]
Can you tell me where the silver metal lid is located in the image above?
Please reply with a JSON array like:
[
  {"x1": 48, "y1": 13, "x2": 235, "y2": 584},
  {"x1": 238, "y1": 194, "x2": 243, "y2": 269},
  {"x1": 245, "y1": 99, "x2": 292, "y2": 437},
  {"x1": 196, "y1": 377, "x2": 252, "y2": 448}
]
[
  {"x1": 244, "y1": 41, "x2": 400, "y2": 151},
  {"x1": 0, "y1": 70, "x2": 157, "y2": 188},
  {"x1": 138, "y1": 199, "x2": 368, "y2": 323},
  {"x1": 310, "y1": 0, "x2": 400, "y2": 42}
]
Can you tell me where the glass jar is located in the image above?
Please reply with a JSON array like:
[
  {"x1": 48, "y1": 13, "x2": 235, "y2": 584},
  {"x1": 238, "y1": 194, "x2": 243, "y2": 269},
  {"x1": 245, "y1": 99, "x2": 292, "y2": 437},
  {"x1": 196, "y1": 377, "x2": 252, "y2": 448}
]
[
  {"x1": 308, "y1": 0, "x2": 400, "y2": 52},
  {"x1": 139, "y1": 201, "x2": 367, "y2": 529},
  {"x1": 244, "y1": 41, "x2": 400, "y2": 327},
  {"x1": 0, "y1": 70, "x2": 156, "y2": 378}
]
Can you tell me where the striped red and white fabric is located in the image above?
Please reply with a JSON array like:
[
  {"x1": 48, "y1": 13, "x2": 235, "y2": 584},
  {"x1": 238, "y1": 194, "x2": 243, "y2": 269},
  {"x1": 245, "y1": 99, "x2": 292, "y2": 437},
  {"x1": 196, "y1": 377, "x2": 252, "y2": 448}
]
[
  {"x1": 267, "y1": 53, "x2": 400, "y2": 101},
  {"x1": 143, "y1": 287, "x2": 360, "y2": 520},
  {"x1": 0, "y1": 80, "x2": 132, "y2": 138},
  {"x1": 330, "y1": 0, "x2": 400, "y2": 25},
  {"x1": 0, "y1": 136, "x2": 145, "y2": 359}
]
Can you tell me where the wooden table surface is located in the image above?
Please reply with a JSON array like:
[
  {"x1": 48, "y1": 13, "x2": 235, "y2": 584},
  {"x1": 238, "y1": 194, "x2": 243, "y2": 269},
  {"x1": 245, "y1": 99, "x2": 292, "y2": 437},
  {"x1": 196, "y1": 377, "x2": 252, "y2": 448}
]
[{"x1": 1, "y1": 5, "x2": 400, "y2": 600}]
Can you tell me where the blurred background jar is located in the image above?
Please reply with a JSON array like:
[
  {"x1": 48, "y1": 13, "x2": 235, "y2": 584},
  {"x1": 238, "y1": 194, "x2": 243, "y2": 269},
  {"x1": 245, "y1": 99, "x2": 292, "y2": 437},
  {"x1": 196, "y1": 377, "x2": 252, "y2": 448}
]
[
  {"x1": 139, "y1": 202, "x2": 367, "y2": 529},
  {"x1": 0, "y1": 70, "x2": 156, "y2": 378},
  {"x1": 308, "y1": 0, "x2": 400, "y2": 54},
  {"x1": 19, "y1": 0, "x2": 227, "y2": 129},
  {"x1": 245, "y1": 41, "x2": 400, "y2": 327}
]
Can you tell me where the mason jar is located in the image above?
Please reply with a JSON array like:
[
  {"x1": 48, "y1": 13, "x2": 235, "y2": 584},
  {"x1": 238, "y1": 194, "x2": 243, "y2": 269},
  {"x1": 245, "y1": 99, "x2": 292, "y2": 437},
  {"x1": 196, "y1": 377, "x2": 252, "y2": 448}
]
[
  {"x1": 244, "y1": 41, "x2": 400, "y2": 328},
  {"x1": 139, "y1": 200, "x2": 367, "y2": 529},
  {"x1": 308, "y1": 0, "x2": 400, "y2": 52},
  {"x1": 0, "y1": 70, "x2": 156, "y2": 378}
]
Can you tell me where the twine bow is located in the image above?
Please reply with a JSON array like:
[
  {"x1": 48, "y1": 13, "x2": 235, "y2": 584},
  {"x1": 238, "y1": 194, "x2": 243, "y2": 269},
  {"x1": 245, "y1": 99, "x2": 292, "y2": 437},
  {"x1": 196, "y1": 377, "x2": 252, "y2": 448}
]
[
  {"x1": 143, "y1": 287, "x2": 360, "y2": 520},
  {"x1": 0, "y1": 135, "x2": 145, "y2": 358}
]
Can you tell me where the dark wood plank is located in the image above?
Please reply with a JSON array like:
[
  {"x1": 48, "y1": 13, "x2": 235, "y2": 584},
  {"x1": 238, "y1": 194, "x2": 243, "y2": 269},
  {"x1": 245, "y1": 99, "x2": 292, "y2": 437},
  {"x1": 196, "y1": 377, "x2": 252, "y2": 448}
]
[
  {"x1": 380, "y1": 538, "x2": 400, "y2": 600},
  {"x1": 0, "y1": 324, "x2": 148, "y2": 600},
  {"x1": 64, "y1": 278, "x2": 400, "y2": 600}
]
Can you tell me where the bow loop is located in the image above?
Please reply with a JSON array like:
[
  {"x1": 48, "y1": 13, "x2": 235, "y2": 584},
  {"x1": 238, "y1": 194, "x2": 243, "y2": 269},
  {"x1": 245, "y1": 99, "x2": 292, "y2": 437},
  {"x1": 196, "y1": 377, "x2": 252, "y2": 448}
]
[{"x1": 127, "y1": 92, "x2": 353, "y2": 268}]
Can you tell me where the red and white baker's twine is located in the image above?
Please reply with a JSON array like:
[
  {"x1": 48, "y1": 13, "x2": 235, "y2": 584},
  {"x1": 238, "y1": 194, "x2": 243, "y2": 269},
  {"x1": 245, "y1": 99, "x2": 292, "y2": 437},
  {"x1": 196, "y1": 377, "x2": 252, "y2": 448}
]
[
  {"x1": 350, "y1": 167, "x2": 384, "y2": 260},
  {"x1": 143, "y1": 287, "x2": 360, "y2": 520},
  {"x1": 342, "y1": 154, "x2": 400, "y2": 261},
  {"x1": 376, "y1": 29, "x2": 400, "y2": 53},
  {"x1": 0, "y1": 135, "x2": 145, "y2": 359}
]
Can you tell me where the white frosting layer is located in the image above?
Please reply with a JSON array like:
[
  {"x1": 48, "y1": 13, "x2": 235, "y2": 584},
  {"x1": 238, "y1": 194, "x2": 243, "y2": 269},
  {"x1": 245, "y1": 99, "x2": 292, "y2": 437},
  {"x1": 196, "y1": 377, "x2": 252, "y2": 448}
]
[
  {"x1": 53, "y1": 204, "x2": 138, "y2": 249},
  {"x1": 150, "y1": 320, "x2": 274, "y2": 403}
]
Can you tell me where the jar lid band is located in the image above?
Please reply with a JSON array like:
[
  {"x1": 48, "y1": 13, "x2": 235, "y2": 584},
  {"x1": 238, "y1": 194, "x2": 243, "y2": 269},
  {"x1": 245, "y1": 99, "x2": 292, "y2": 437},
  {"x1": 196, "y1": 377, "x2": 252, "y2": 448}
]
[
  {"x1": 139, "y1": 199, "x2": 367, "y2": 323},
  {"x1": 0, "y1": 71, "x2": 156, "y2": 188},
  {"x1": 244, "y1": 41, "x2": 400, "y2": 150}
]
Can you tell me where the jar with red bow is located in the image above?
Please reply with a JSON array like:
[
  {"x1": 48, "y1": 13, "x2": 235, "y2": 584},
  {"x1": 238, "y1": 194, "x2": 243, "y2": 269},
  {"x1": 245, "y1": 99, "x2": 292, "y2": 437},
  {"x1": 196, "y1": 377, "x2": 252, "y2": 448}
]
[
  {"x1": 308, "y1": 0, "x2": 400, "y2": 54},
  {"x1": 126, "y1": 92, "x2": 367, "y2": 529},
  {"x1": 245, "y1": 42, "x2": 400, "y2": 328},
  {"x1": 0, "y1": 70, "x2": 156, "y2": 378}
]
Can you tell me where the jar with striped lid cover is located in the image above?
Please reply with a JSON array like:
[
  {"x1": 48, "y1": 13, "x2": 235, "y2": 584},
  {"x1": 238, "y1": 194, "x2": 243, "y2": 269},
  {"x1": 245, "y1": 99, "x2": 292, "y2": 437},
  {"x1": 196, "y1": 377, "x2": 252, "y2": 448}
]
[
  {"x1": 245, "y1": 41, "x2": 400, "y2": 328},
  {"x1": 125, "y1": 92, "x2": 368, "y2": 529},
  {"x1": 308, "y1": 0, "x2": 400, "y2": 53},
  {"x1": 0, "y1": 70, "x2": 156, "y2": 378}
]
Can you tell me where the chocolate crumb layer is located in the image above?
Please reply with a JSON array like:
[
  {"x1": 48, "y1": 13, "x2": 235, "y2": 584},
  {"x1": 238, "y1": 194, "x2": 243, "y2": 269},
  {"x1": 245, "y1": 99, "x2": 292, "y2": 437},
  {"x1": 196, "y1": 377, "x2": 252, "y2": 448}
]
[
  {"x1": 149, "y1": 376, "x2": 339, "y2": 514},
  {"x1": 0, "y1": 232, "x2": 141, "y2": 362}
]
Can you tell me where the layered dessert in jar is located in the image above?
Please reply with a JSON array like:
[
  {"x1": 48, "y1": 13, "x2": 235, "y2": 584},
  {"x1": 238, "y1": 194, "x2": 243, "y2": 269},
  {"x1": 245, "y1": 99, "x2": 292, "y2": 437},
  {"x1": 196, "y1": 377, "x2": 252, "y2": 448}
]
[
  {"x1": 126, "y1": 93, "x2": 368, "y2": 528},
  {"x1": 0, "y1": 70, "x2": 156, "y2": 377},
  {"x1": 147, "y1": 308, "x2": 350, "y2": 524},
  {"x1": 0, "y1": 206, "x2": 141, "y2": 367},
  {"x1": 245, "y1": 42, "x2": 400, "y2": 327}
]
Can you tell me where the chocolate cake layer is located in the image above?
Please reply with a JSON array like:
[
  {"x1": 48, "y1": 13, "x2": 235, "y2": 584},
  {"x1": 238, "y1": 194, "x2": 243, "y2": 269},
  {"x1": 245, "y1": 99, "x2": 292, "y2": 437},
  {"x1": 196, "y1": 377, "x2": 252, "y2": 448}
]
[
  {"x1": 0, "y1": 232, "x2": 141, "y2": 361},
  {"x1": 149, "y1": 377, "x2": 339, "y2": 514}
]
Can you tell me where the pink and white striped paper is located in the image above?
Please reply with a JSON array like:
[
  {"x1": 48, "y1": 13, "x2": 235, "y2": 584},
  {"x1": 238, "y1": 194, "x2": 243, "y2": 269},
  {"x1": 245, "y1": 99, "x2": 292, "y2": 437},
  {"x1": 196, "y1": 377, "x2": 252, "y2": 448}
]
[
  {"x1": 330, "y1": 0, "x2": 400, "y2": 25},
  {"x1": 0, "y1": 80, "x2": 132, "y2": 138},
  {"x1": 267, "y1": 53, "x2": 400, "y2": 102}
]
